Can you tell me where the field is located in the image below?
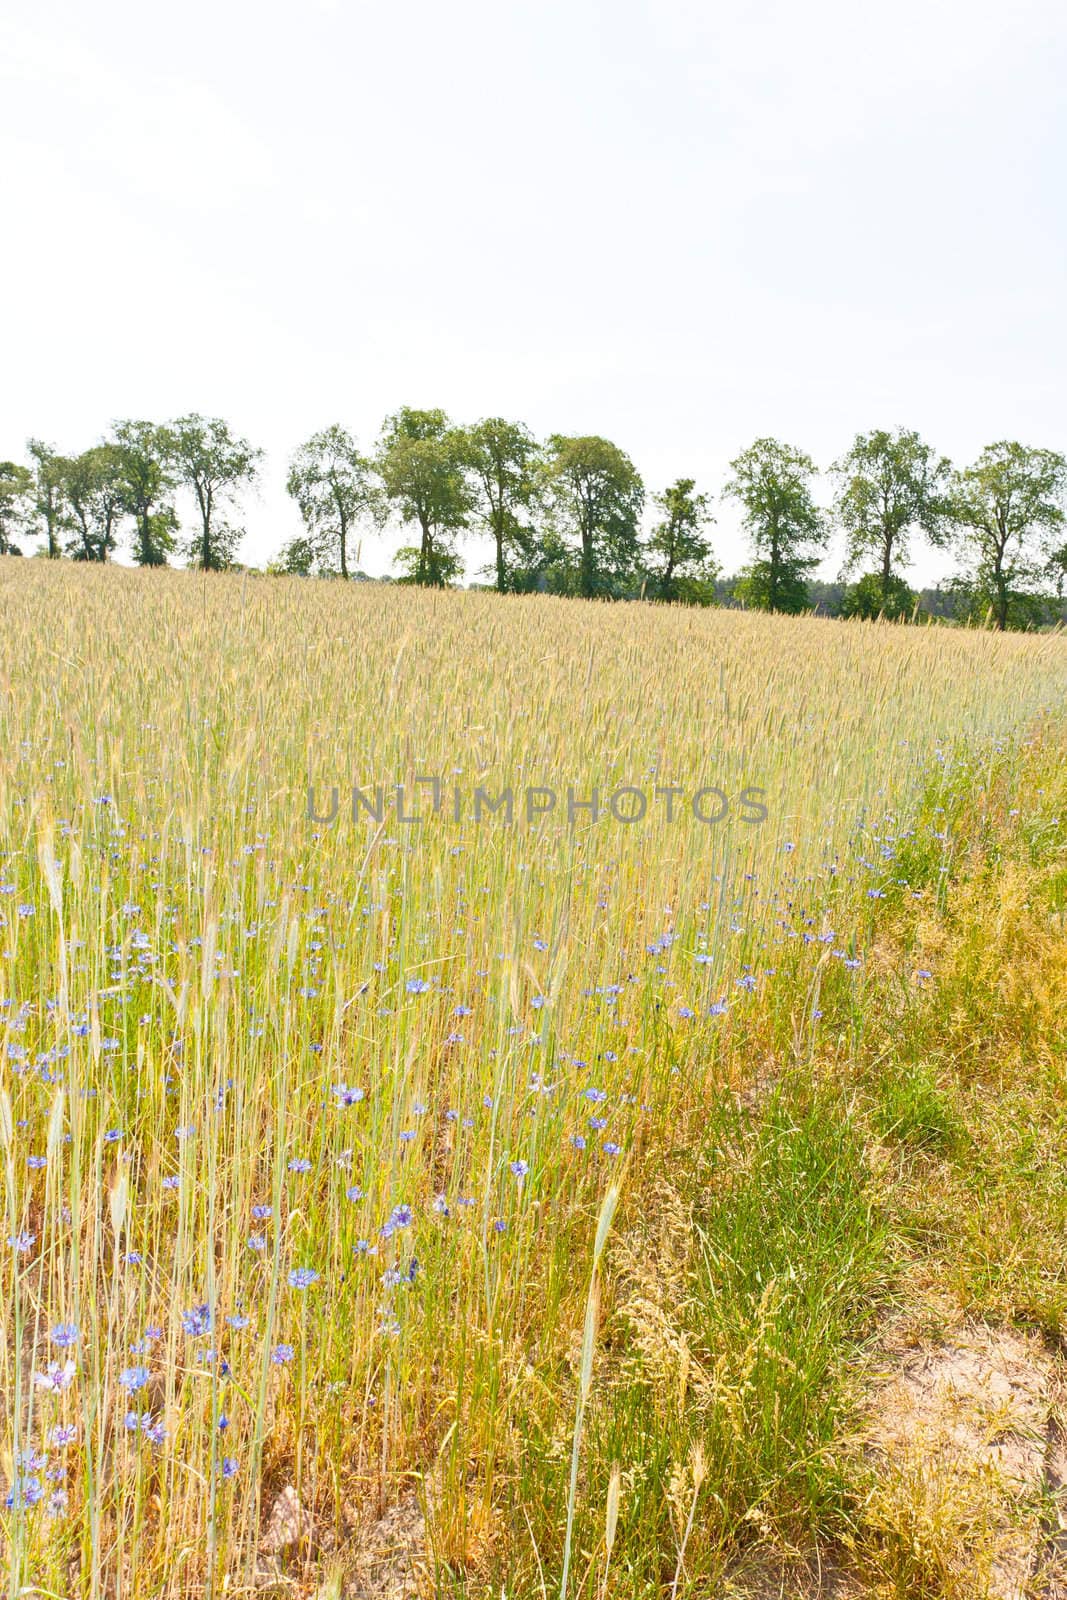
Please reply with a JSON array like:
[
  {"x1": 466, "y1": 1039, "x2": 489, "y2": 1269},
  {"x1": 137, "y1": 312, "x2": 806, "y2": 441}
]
[{"x1": 2, "y1": 557, "x2": 1067, "y2": 1598}]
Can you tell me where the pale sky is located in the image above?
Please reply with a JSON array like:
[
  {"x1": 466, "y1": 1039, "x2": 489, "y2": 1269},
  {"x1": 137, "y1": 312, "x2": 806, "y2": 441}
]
[{"x1": 3, "y1": 0, "x2": 1065, "y2": 585}]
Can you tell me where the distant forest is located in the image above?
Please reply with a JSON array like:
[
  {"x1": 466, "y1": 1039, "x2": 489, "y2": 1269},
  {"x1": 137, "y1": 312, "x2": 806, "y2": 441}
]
[{"x1": 3, "y1": 411, "x2": 1065, "y2": 630}]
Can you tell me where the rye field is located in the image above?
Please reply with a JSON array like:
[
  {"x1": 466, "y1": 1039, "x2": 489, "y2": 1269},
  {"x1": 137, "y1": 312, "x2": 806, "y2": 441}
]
[{"x1": 2, "y1": 558, "x2": 1067, "y2": 1599}]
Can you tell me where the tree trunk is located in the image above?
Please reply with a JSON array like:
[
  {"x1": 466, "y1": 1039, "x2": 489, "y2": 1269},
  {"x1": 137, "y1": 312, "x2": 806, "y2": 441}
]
[
  {"x1": 580, "y1": 523, "x2": 594, "y2": 598},
  {"x1": 769, "y1": 517, "x2": 780, "y2": 612},
  {"x1": 663, "y1": 550, "x2": 677, "y2": 602},
  {"x1": 418, "y1": 518, "x2": 432, "y2": 585},
  {"x1": 994, "y1": 548, "x2": 1008, "y2": 630}
]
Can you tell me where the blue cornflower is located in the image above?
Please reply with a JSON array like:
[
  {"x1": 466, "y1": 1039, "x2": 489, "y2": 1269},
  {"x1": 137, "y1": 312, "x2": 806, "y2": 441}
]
[
  {"x1": 288, "y1": 1157, "x2": 311, "y2": 1173},
  {"x1": 288, "y1": 1267, "x2": 319, "y2": 1289},
  {"x1": 509, "y1": 1160, "x2": 529, "y2": 1178},
  {"x1": 5, "y1": 1475, "x2": 43, "y2": 1509},
  {"x1": 221, "y1": 1456, "x2": 239, "y2": 1479},
  {"x1": 118, "y1": 1365, "x2": 151, "y2": 1393},
  {"x1": 379, "y1": 1203, "x2": 413, "y2": 1238},
  {"x1": 603, "y1": 1142, "x2": 622, "y2": 1157},
  {"x1": 50, "y1": 1322, "x2": 79, "y2": 1349},
  {"x1": 346, "y1": 1185, "x2": 363, "y2": 1202},
  {"x1": 248, "y1": 1234, "x2": 267, "y2": 1251},
  {"x1": 405, "y1": 977, "x2": 430, "y2": 994},
  {"x1": 181, "y1": 1304, "x2": 212, "y2": 1337},
  {"x1": 332, "y1": 1084, "x2": 365, "y2": 1107},
  {"x1": 251, "y1": 1204, "x2": 272, "y2": 1219},
  {"x1": 271, "y1": 1343, "x2": 295, "y2": 1365}
]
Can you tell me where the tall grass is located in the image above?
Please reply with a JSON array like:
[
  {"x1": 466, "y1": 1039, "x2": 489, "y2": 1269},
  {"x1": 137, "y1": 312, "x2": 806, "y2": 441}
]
[{"x1": 0, "y1": 558, "x2": 1064, "y2": 1595}]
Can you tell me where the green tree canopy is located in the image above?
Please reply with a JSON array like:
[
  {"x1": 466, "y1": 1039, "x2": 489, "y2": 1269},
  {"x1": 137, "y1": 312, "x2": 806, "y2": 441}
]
[
  {"x1": 724, "y1": 438, "x2": 825, "y2": 613},
  {"x1": 645, "y1": 477, "x2": 716, "y2": 602},
  {"x1": 286, "y1": 425, "x2": 374, "y2": 580},
  {"x1": 832, "y1": 428, "x2": 952, "y2": 603},
  {"x1": 376, "y1": 408, "x2": 471, "y2": 587},
  {"x1": 949, "y1": 441, "x2": 1066, "y2": 630},
  {"x1": 460, "y1": 417, "x2": 542, "y2": 592},
  {"x1": 173, "y1": 414, "x2": 262, "y2": 571},
  {"x1": 0, "y1": 461, "x2": 32, "y2": 555},
  {"x1": 62, "y1": 444, "x2": 125, "y2": 562},
  {"x1": 542, "y1": 434, "x2": 644, "y2": 599},
  {"x1": 840, "y1": 570, "x2": 916, "y2": 621},
  {"x1": 112, "y1": 420, "x2": 178, "y2": 566},
  {"x1": 27, "y1": 439, "x2": 72, "y2": 558}
]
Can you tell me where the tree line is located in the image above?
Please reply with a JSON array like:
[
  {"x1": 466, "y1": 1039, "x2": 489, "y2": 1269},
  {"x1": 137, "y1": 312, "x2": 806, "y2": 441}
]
[{"x1": 2, "y1": 410, "x2": 1065, "y2": 629}]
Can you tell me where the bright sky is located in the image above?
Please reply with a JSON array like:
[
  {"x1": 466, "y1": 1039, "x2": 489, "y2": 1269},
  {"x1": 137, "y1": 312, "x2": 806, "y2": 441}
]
[{"x1": 3, "y1": 0, "x2": 1065, "y2": 585}]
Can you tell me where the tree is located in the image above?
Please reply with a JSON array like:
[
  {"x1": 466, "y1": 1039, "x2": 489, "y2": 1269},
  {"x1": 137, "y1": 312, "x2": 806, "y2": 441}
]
[
  {"x1": 460, "y1": 417, "x2": 542, "y2": 591},
  {"x1": 542, "y1": 435, "x2": 644, "y2": 599},
  {"x1": 832, "y1": 428, "x2": 952, "y2": 605},
  {"x1": 723, "y1": 438, "x2": 826, "y2": 613},
  {"x1": 268, "y1": 536, "x2": 318, "y2": 576},
  {"x1": 376, "y1": 408, "x2": 471, "y2": 587},
  {"x1": 1047, "y1": 541, "x2": 1067, "y2": 605},
  {"x1": 0, "y1": 461, "x2": 32, "y2": 554},
  {"x1": 285, "y1": 425, "x2": 372, "y2": 580},
  {"x1": 393, "y1": 544, "x2": 465, "y2": 586},
  {"x1": 62, "y1": 444, "x2": 125, "y2": 561},
  {"x1": 172, "y1": 414, "x2": 262, "y2": 571},
  {"x1": 27, "y1": 439, "x2": 72, "y2": 558},
  {"x1": 949, "y1": 442, "x2": 1066, "y2": 630},
  {"x1": 112, "y1": 420, "x2": 178, "y2": 566},
  {"x1": 645, "y1": 477, "x2": 716, "y2": 601},
  {"x1": 505, "y1": 526, "x2": 578, "y2": 595},
  {"x1": 840, "y1": 571, "x2": 916, "y2": 621}
]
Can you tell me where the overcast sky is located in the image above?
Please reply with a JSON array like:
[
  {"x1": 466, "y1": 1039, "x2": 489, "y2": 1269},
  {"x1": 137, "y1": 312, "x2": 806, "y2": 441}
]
[{"x1": 3, "y1": 0, "x2": 1065, "y2": 584}]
